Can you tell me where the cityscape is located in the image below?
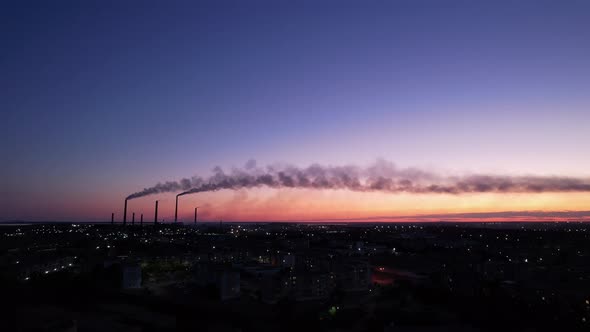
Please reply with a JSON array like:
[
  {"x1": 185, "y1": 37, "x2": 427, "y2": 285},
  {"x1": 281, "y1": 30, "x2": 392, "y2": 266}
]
[
  {"x1": 3, "y1": 1, "x2": 590, "y2": 331},
  {"x1": 2, "y1": 221, "x2": 590, "y2": 331}
]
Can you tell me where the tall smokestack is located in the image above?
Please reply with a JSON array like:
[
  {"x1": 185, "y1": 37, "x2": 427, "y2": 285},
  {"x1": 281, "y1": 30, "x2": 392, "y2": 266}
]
[
  {"x1": 140, "y1": 213, "x2": 143, "y2": 226},
  {"x1": 132, "y1": 212, "x2": 135, "y2": 225},
  {"x1": 194, "y1": 207, "x2": 198, "y2": 225},
  {"x1": 154, "y1": 200, "x2": 159, "y2": 224},
  {"x1": 175, "y1": 194, "x2": 179, "y2": 223},
  {"x1": 123, "y1": 199, "x2": 128, "y2": 225},
  {"x1": 111, "y1": 213, "x2": 114, "y2": 225}
]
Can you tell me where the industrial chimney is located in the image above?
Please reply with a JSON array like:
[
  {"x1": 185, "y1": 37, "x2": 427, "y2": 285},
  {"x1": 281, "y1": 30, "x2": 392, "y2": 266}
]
[
  {"x1": 111, "y1": 213, "x2": 114, "y2": 225},
  {"x1": 175, "y1": 194, "x2": 180, "y2": 223},
  {"x1": 154, "y1": 200, "x2": 159, "y2": 224},
  {"x1": 132, "y1": 212, "x2": 135, "y2": 225},
  {"x1": 123, "y1": 199, "x2": 128, "y2": 225},
  {"x1": 140, "y1": 213, "x2": 143, "y2": 226}
]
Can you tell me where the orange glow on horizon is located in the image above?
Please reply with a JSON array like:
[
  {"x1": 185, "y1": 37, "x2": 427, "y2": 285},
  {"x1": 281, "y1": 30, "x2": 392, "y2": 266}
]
[
  {"x1": 165, "y1": 188, "x2": 590, "y2": 222},
  {"x1": 10, "y1": 187, "x2": 590, "y2": 223}
]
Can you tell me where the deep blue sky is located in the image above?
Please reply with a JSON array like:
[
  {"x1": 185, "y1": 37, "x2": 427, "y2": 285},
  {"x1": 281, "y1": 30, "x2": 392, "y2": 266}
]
[{"x1": 2, "y1": 1, "x2": 590, "y2": 221}]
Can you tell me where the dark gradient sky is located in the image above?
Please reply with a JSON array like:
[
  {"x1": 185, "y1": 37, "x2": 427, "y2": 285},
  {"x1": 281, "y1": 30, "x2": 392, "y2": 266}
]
[{"x1": 2, "y1": 1, "x2": 590, "y2": 221}]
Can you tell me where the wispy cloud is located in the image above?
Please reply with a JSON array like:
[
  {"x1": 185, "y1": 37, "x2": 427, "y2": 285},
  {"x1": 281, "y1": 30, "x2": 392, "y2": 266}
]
[{"x1": 349, "y1": 210, "x2": 590, "y2": 222}]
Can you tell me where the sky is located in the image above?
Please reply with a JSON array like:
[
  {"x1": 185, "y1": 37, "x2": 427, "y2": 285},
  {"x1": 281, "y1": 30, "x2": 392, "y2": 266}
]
[{"x1": 1, "y1": 0, "x2": 590, "y2": 222}]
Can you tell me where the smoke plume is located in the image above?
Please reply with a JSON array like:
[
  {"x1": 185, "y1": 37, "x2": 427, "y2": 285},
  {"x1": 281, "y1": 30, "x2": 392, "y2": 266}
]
[{"x1": 126, "y1": 159, "x2": 590, "y2": 200}]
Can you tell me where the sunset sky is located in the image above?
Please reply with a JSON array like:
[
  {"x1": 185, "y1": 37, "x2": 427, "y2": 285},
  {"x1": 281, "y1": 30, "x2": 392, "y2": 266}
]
[{"x1": 2, "y1": 1, "x2": 590, "y2": 222}]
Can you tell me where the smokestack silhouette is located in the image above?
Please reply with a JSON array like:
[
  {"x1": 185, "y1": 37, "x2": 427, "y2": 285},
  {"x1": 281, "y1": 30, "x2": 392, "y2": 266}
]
[
  {"x1": 132, "y1": 212, "x2": 135, "y2": 225},
  {"x1": 140, "y1": 213, "x2": 143, "y2": 226},
  {"x1": 154, "y1": 200, "x2": 159, "y2": 224},
  {"x1": 111, "y1": 213, "x2": 114, "y2": 225},
  {"x1": 123, "y1": 199, "x2": 128, "y2": 225},
  {"x1": 126, "y1": 159, "x2": 590, "y2": 201},
  {"x1": 194, "y1": 207, "x2": 198, "y2": 225},
  {"x1": 175, "y1": 194, "x2": 180, "y2": 223}
]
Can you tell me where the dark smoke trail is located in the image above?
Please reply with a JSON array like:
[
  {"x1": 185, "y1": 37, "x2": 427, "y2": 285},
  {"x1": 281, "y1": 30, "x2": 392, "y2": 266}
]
[{"x1": 126, "y1": 159, "x2": 590, "y2": 200}]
